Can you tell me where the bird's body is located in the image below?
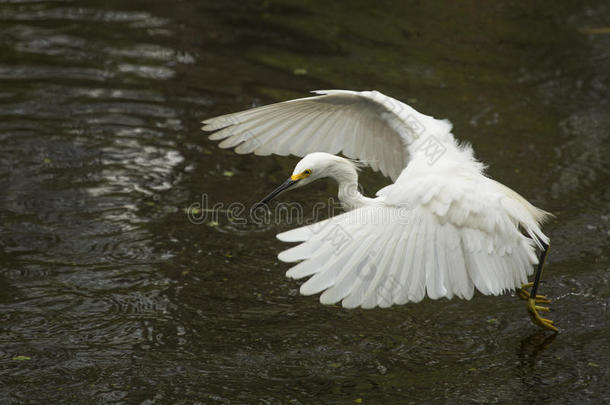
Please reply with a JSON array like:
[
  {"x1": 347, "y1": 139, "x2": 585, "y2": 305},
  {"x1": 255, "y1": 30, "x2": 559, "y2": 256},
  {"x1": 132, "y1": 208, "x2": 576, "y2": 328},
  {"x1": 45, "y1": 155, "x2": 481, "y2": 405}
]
[{"x1": 203, "y1": 90, "x2": 556, "y2": 331}]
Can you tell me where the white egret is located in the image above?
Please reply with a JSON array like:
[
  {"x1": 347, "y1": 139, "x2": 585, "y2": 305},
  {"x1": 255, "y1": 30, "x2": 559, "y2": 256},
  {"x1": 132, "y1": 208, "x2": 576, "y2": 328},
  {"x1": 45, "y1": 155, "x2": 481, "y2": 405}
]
[{"x1": 202, "y1": 90, "x2": 556, "y2": 332}]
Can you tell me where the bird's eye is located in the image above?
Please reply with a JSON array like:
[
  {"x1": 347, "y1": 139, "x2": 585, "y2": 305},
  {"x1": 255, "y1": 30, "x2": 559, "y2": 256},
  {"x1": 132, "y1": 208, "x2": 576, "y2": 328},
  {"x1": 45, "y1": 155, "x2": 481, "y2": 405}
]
[{"x1": 304, "y1": 169, "x2": 312, "y2": 175}]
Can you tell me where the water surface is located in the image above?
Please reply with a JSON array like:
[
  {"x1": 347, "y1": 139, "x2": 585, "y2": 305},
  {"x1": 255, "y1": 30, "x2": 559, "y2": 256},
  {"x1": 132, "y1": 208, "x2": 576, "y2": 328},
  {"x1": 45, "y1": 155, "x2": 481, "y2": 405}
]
[{"x1": 0, "y1": 0, "x2": 608, "y2": 403}]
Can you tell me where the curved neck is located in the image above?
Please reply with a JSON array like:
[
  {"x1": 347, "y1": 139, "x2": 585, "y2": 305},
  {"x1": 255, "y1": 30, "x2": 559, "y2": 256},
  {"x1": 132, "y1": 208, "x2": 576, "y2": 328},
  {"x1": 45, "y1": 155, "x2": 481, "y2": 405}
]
[{"x1": 328, "y1": 158, "x2": 367, "y2": 210}]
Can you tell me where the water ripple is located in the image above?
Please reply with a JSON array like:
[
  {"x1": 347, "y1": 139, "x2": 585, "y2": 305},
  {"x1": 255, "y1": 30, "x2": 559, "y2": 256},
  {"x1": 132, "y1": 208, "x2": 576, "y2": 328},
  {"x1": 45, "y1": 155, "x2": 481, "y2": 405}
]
[{"x1": 0, "y1": 1, "x2": 608, "y2": 403}]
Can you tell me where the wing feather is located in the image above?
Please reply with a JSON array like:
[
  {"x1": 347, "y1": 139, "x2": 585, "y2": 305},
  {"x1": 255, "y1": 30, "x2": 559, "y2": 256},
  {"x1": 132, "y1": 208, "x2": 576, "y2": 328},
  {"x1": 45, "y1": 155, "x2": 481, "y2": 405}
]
[
  {"x1": 208, "y1": 90, "x2": 551, "y2": 310},
  {"x1": 300, "y1": 231, "x2": 372, "y2": 296},
  {"x1": 277, "y1": 170, "x2": 547, "y2": 309},
  {"x1": 392, "y1": 215, "x2": 419, "y2": 305},
  {"x1": 203, "y1": 90, "x2": 454, "y2": 181},
  {"x1": 340, "y1": 224, "x2": 401, "y2": 308},
  {"x1": 319, "y1": 233, "x2": 387, "y2": 305}
]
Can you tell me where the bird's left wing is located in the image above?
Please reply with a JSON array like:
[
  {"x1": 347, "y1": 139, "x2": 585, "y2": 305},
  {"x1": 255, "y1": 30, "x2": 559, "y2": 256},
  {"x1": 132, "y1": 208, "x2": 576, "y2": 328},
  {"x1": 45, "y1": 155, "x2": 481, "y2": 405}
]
[
  {"x1": 276, "y1": 175, "x2": 544, "y2": 308},
  {"x1": 202, "y1": 90, "x2": 452, "y2": 181}
]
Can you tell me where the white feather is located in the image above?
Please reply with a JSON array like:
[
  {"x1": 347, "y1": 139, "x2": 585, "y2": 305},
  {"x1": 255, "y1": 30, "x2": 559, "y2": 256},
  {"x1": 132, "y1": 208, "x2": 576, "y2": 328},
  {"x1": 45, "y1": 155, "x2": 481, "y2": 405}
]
[
  {"x1": 203, "y1": 90, "x2": 454, "y2": 181},
  {"x1": 204, "y1": 89, "x2": 551, "y2": 311}
]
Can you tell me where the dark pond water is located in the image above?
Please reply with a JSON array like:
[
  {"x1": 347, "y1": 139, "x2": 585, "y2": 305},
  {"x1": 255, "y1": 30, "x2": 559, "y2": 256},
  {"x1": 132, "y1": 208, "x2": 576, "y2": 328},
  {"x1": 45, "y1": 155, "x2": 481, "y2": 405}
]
[{"x1": 1, "y1": 0, "x2": 608, "y2": 403}]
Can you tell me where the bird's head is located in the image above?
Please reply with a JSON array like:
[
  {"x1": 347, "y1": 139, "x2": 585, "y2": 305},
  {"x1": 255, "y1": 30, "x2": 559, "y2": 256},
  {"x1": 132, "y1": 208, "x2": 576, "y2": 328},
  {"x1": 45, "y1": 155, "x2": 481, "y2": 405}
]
[{"x1": 252, "y1": 152, "x2": 347, "y2": 209}]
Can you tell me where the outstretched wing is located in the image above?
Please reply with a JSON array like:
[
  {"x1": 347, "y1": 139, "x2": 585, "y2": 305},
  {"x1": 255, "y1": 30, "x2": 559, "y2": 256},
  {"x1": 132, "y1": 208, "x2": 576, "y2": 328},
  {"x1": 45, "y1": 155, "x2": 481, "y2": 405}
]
[
  {"x1": 202, "y1": 90, "x2": 452, "y2": 181},
  {"x1": 276, "y1": 174, "x2": 548, "y2": 308}
]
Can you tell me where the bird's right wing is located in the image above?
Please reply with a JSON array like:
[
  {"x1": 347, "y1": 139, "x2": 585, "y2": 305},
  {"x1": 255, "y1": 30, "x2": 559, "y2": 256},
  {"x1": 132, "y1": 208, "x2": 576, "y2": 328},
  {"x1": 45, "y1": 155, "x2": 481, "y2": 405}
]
[{"x1": 202, "y1": 90, "x2": 452, "y2": 181}]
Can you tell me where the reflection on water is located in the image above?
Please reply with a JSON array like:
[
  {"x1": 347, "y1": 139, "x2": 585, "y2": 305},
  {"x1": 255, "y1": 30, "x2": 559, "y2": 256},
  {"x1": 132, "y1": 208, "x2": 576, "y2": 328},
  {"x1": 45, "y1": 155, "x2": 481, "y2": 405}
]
[{"x1": 0, "y1": 0, "x2": 608, "y2": 403}]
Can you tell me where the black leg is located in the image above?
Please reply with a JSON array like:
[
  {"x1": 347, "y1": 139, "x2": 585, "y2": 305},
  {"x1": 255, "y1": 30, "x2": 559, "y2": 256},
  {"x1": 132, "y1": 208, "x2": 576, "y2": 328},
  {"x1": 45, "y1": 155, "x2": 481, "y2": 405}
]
[
  {"x1": 525, "y1": 240, "x2": 557, "y2": 332},
  {"x1": 529, "y1": 241, "x2": 550, "y2": 299}
]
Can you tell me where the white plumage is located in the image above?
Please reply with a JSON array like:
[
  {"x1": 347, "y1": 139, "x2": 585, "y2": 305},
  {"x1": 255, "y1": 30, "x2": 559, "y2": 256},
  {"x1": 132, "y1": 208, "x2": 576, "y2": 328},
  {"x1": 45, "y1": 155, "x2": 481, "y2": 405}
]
[{"x1": 202, "y1": 90, "x2": 552, "y2": 316}]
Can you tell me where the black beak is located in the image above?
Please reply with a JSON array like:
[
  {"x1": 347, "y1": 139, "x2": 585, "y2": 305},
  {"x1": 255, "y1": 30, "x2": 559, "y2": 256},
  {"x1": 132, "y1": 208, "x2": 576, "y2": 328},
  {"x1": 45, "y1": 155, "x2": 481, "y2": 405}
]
[{"x1": 252, "y1": 178, "x2": 298, "y2": 210}]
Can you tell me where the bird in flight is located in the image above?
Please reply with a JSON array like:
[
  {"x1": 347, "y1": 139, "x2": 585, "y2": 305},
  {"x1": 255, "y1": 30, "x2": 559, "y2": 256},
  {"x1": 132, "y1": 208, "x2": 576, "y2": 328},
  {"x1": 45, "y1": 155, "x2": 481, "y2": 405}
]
[{"x1": 202, "y1": 90, "x2": 556, "y2": 332}]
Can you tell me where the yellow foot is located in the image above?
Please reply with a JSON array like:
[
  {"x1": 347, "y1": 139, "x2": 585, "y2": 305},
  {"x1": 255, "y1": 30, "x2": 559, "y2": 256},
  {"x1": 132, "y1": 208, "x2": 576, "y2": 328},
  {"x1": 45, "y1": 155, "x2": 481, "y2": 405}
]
[
  {"x1": 527, "y1": 298, "x2": 558, "y2": 332},
  {"x1": 518, "y1": 282, "x2": 551, "y2": 304}
]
